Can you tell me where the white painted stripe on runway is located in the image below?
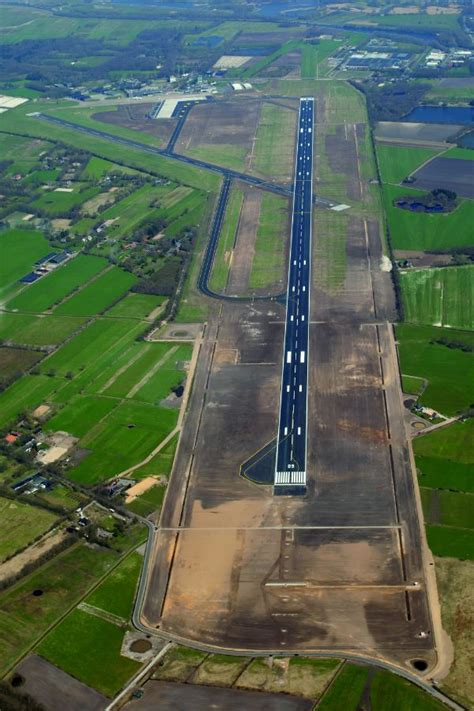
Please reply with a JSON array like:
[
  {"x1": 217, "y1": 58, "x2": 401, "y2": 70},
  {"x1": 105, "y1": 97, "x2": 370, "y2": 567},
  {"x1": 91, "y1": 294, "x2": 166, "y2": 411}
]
[
  {"x1": 300, "y1": 351, "x2": 305, "y2": 363},
  {"x1": 287, "y1": 351, "x2": 292, "y2": 363}
]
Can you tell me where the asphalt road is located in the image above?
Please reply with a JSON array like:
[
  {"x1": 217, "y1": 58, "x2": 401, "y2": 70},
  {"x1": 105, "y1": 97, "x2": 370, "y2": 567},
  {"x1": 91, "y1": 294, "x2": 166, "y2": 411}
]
[{"x1": 274, "y1": 98, "x2": 314, "y2": 491}]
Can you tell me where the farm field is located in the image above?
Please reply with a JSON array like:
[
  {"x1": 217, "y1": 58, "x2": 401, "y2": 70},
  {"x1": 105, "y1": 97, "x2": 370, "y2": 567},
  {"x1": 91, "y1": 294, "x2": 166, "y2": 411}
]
[
  {"x1": 0, "y1": 543, "x2": 118, "y2": 676},
  {"x1": 85, "y1": 551, "x2": 142, "y2": 620},
  {"x1": 317, "y1": 664, "x2": 369, "y2": 711},
  {"x1": 6, "y1": 255, "x2": 107, "y2": 313},
  {"x1": 422, "y1": 489, "x2": 474, "y2": 530},
  {"x1": 382, "y1": 184, "x2": 474, "y2": 250},
  {"x1": 210, "y1": 186, "x2": 244, "y2": 292},
  {"x1": 134, "y1": 343, "x2": 192, "y2": 403},
  {"x1": 426, "y1": 525, "x2": 474, "y2": 560},
  {"x1": 38, "y1": 318, "x2": 143, "y2": 377},
  {"x1": 102, "y1": 342, "x2": 176, "y2": 398},
  {"x1": 414, "y1": 420, "x2": 474, "y2": 494},
  {"x1": 0, "y1": 229, "x2": 51, "y2": 301},
  {"x1": 0, "y1": 496, "x2": 58, "y2": 563},
  {"x1": 67, "y1": 400, "x2": 178, "y2": 484},
  {"x1": 105, "y1": 293, "x2": 164, "y2": 319},
  {"x1": 54, "y1": 267, "x2": 136, "y2": 317},
  {"x1": 376, "y1": 144, "x2": 441, "y2": 185},
  {"x1": 45, "y1": 395, "x2": 118, "y2": 439},
  {"x1": 0, "y1": 374, "x2": 63, "y2": 429},
  {"x1": 75, "y1": 182, "x2": 205, "y2": 241},
  {"x1": 126, "y1": 432, "x2": 178, "y2": 482},
  {"x1": 400, "y1": 265, "x2": 474, "y2": 330},
  {"x1": 0, "y1": 134, "x2": 50, "y2": 177},
  {"x1": 0, "y1": 12, "x2": 203, "y2": 45},
  {"x1": 249, "y1": 193, "x2": 288, "y2": 290},
  {"x1": 396, "y1": 324, "x2": 474, "y2": 415},
  {"x1": 0, "y1": 313, "x2": 86, "y2": 347},
  {"x1": 0, "y1": 347, "x2": 43, "y2": 386},
  {"x1": 37, "y1": 607, "x2": 142, "y2": 697},
  {"x1": 31, "y1": 185, "x2": 99, "y2": 216},
  {"x1": 369, "y1": 670, "x2": 447, "y2": 711},
  {"x1": 252, "y1": 102, "x2": 297, "y2": 182}
]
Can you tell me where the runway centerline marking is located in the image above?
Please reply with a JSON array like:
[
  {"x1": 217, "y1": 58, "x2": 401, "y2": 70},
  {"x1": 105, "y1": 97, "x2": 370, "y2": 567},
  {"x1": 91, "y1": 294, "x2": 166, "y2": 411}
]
[{"x1": 274, "y1": 97, "x2": 314, "y2": 491}]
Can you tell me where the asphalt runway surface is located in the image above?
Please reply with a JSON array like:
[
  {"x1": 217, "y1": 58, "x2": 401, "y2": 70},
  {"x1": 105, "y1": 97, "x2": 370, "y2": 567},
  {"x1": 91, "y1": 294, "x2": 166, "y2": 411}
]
[{"x1": 275, "y1": 98, "x2": 313, "y2": 489}]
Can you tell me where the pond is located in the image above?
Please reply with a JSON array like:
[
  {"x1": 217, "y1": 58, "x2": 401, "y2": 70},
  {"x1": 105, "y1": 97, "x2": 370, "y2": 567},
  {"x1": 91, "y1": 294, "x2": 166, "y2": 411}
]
[{"x1": 403, "y1": 105, "x2": 474, "y2": 125}]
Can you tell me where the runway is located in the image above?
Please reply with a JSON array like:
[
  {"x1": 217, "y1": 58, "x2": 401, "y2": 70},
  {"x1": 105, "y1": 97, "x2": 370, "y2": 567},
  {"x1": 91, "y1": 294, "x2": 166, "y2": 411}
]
[{"x1": 274, "y1": 97, "x2": 314, "y2": 491}]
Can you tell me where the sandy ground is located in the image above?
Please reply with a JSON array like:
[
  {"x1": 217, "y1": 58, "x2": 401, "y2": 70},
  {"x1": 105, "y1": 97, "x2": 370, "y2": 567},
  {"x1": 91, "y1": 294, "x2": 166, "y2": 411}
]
[
  {"x1": 0, "y1": 529, "x2": 68, "y2": 583},
  {"x1": 126, "y1": 477, "x2": 158, "y2": 503}
]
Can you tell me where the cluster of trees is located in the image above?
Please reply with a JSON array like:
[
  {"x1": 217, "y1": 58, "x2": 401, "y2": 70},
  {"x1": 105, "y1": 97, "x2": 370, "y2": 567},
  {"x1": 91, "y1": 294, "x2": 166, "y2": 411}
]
[
  {"x1": 432, "y1": 337, "x2": 473, "y2": 353},
  {"x1": 361, "y1": 80, "x2": 431, "y2": 122}
]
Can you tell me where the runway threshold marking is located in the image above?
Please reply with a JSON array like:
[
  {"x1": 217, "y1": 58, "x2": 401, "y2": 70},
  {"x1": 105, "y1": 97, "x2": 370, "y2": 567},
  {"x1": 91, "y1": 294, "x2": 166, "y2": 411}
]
[{"x1": 274, "y1": 97, "x2": 314, "y2": 491}]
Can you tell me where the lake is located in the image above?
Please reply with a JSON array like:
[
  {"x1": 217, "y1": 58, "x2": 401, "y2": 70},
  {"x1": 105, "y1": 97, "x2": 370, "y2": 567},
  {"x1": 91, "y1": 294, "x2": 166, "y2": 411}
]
[{"x1": 403, "y1": 106, "x2": 474, "y2": 125}]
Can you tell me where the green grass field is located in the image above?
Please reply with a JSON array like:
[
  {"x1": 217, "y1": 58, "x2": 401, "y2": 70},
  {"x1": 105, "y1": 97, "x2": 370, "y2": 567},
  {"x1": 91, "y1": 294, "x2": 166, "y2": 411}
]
[
  {"x1": 31, "y1": 185, "x2": 100, "y2": 216},
  {"x1": 422, "y1": 489, "x2": 474, "y2": 530},
  {"x1": 313, "y1": 209, "x2": 348, "y2": 291},
  {"x1": 37, "y1": 608, "x2": 141, "y2": 696},
  {"x1": 184, "y1": 143, "x2": 247, "y2": 173},
  {"x1": 68, "y1": 400, "x2": 178, "y2": 484},
  {"x1": 45, "y1": 395, "x2": 117, "y2": 439},
  {"x1": 249, "y1": 193, "x2": 288, "y2": 290},
  {"x1": 0, "y1": 496, "x2": 58, "y2": 563},
  {"x1": 0, "y1": 374, "x2": 63, "y2": 429},
  {"x1": 54, "y1": 267, "x2": 136, "y2": 316},
  {"x1": 318, "y1": 664, "x2": 369, "y2": 711},
  {"x1": 300, "y1": 40, "x2": 340, "y2": 79},
  {"x1": 210, "y1": 186, "x2": 244, "y2": 292},
  {"x1": 126, "y1": 432, "x2": 178, "y2": 482},
  {"x1": 126, "y1": 483, "x2": 166, "y2": 517},
  {"x1": 39, "y1": 317, "x2": 141, "y2": 377},
  {"x1": 85, "y1": 551, "x2": 142, "y2": 619},
  {"x1": 0, "y1": 133, "x2": 50, "y2": 176},
  {"x1": 253, "y1": 102, "x2": 296, "y2": 182},
  {"x1": 414, "y1": 420, "x2": 474, "y2": 494},
  {"x1": 0, "y1": 543, "x2": 118, "y2": 675},
  {"x1": 133, "y1": 343, "x2": 192, "y2": 403},
  {"x1": 400, "y1": 265, "x2": 474, "y2": 330},
  {"x1": 426, "y1": 525, "x2": 474, "y2": 560},
  {"x1": 0, "y1": 229, "x2": 51, "y2": 301},
  {"x1": 6, "y1": 255, "x2": 107, "y2": 313},
  {"x1": 100, "y1": 342, "x2": 173, "y2": 399},
  {"x1": 377, "y1": 144, "x2": 441, "y2": 185},
  {"x1": 396, "y1": 324, "x2": 474, "y2": 415},
  {"x1": 0, "y1": 312, "x2": 86, "y2": 347},
  {"x1": 370, "y1": 670, "x2": 447, "y2": 711},
  {"x1": 383, "y1": 184, "x2": 474, "y2": 251},
  {"x1": 105, "y1": 293, "x2": 164, "y2": 319}
]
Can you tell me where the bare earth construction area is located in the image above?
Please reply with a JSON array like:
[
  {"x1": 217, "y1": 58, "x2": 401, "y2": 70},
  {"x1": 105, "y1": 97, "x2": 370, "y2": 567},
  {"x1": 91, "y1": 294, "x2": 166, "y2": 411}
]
[{"x1": 139, "y1": 85, "x2": 438, "y2": 676}]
